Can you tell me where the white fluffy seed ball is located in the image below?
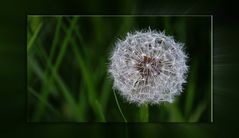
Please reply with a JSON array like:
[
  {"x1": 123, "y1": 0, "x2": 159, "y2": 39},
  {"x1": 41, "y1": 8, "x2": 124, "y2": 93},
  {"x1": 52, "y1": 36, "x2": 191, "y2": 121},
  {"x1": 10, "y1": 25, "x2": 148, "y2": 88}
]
[{"x1": 108, "y1": 30, "x2": 188, "y2": 105}]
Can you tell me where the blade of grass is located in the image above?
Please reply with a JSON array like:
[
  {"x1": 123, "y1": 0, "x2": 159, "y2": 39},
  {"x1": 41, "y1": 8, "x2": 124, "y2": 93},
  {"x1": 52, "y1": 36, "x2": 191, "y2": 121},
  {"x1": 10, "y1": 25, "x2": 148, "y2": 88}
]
[
  {"x1": 51, "y1": 69, "x2": 83, "y2": 121},
  {"x1": 100, "y1": 76, "x2": 112, "y2": 109},
  {"x1": 34, "y1": 39, "x2": 83, "y2": 121},
  {"x1": 139, "y1": 104, "x2": 149, "y2": 122},
  {"x1": 54, "y1": 17, "x2": 78, "y2": 68},
  {"x1": 62, "y1": 22, "x2": 105, "y2": 122},
  {"x1": 70, "y1": 18, "x2": 109, "y2": 111},
  {"x1": 175, "y1": 17, "x2": 187, "y2": 43},
  {"x1": 70, "y1": 17, "x2": 135, "y2": 113},
  {"x1": 33, "y1": 17, "x2": 78, "y2": 121},
  {"x1": 100, "y1": 17, "x2": 135, "y2": 110},
  {"x1": 28, "y1": 86, "x2": 61, "y2": 120},
  {"x1": 49, "y1": 17, "x2": 63, "y2": 61},
  {"x1": 28, "y1": 55, "x2": 83, "y2": 121},
  {"x1": 28, "y1": 57, "x2": 44, "y2": 81},
  {"x1": 117, "y1": 16, "x2": 135, "y2": 36},
  {"x1": 163, "y1": 17, "x2": 172, "y2": 34},
  {"x1": 95, "y1": 100, "x2": 106, "y2": 121},
  {"x1": 77, "y1": 84, "x2": 87, "y2": 121},
  {"x1": 35, "y1": 17, "x2": 63, "y2": 96},
  {"x1": 70, "y1": 37, "x2": 106, "y2": 122},
  {"x1": 185, "y1": 60, "x2": 198, "y2": 118},
  {"x1": 27, "y1": 22, "x2": 43, "y2": 52},
  {"x1": 66, "y1": 18, "x2": 88, "y2": 61},
  {"x1": 113, "y1": 90, "x2": 127, "y2": 122},
  {"x1": 91, "y1": 17, "x2": 105, "y2": 45},
  {"x1": 188, "y1": 101, "x2": 207, "y2": 122},
  {"x1": 167, "y1": 102, "x2": 185, "y2": 122},
  {"x1": 35, "y1": 17, "x2": 62, "y2": 96}
]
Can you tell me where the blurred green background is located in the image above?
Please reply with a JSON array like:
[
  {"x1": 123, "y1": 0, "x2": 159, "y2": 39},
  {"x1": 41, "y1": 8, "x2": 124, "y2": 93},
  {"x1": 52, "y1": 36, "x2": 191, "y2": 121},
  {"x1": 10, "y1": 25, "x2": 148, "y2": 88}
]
[
  {"x1": 27, "y1": 16, "x2": 211, "y2": 122},
  {"x1": 1, "y1": 0, "x2": 239, "y2": 137}
]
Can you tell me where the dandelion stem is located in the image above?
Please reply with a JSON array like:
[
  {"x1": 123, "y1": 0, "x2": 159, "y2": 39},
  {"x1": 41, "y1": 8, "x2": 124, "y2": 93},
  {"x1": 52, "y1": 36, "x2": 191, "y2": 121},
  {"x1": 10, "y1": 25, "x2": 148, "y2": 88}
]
[
  {"x1": 139, "y1": 104, "x2": 149, "y2": 122},
  {"x1": 113, "y1": 90, "x2": 127, "y2": 122}
]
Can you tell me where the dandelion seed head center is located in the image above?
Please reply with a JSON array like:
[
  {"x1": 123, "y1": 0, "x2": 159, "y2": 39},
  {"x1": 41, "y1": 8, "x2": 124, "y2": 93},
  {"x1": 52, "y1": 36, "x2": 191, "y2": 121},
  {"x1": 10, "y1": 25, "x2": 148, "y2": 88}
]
[{"x1": 135, "y1": 55, "x2": 162, "y2": 78}]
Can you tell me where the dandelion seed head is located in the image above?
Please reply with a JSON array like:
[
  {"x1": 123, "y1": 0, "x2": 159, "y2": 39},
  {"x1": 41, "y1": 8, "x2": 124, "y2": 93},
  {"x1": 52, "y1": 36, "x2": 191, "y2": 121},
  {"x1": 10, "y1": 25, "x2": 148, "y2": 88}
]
[{"x1": 108, "y1": 29, "x2": 188, "y2": 106}]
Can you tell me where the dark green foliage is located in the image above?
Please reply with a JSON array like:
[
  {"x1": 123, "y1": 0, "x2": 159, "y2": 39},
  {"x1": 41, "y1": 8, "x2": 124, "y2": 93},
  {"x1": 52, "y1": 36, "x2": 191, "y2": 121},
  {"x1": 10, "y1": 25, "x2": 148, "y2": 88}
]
[{"x1": 27, "y1": 16, "x2": 211, "y2": 122}]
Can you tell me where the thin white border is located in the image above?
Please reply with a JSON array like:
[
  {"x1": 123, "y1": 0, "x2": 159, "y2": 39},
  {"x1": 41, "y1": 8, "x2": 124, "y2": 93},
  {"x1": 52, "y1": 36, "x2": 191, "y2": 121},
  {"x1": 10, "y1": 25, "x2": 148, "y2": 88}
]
[
  {"x1": 211, "y1": 15, "x2": 213, "y2": 122},
  {"x1": 27, "y1": 14, "x2": 213, "y2": 122},
  {"x1": 28, "y1": 15, "x2": 212, "y2": 17}
]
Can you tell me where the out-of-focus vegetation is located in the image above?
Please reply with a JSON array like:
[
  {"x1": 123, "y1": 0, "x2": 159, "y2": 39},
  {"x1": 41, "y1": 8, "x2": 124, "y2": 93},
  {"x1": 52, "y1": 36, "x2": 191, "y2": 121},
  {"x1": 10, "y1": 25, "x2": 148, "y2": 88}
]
[{"x1": 27, "y1": 16, "x2": 211, "y2": 122}]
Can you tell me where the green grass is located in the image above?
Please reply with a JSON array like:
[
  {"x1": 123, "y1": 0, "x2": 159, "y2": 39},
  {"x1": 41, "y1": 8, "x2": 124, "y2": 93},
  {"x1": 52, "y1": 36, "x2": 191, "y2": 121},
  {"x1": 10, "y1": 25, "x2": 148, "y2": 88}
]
[
  {"x1": 27, "y1": 16, "x2": 211, "y2": 122},
  {"x1": 139, "y1": 104, "x2": 149, "y2": 122},
  {"x1": 113, "y1": 90, "x2": 127, "y2": 122}
]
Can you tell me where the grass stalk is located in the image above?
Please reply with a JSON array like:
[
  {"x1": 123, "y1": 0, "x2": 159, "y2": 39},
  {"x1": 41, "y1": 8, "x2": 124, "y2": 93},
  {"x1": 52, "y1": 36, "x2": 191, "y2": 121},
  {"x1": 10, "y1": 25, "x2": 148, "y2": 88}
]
[
  {"x1": 139, "y1": 104, "x2": 149, "y2": 122},
  {"x1": 40, "y1": 41, "x2": 83, "y2": 121},
  {"x1": 185, "y1": 60, "x2": 198, "y2": 118},
  {"x1": 113, "y1": 90, "x2": 127, "y2": 122},
  {"x1": 33, "y1": 17, "x2": 78, "y2": 121},
  {"x1": 61, "y1": 22, "x2": 106, "y2": 122},
  {"x1": 28, "y1": 86, "x2": 60, "y2": 119},
  {"x1": 27, "y1": 22, "x2": 43, "y2": 52},
  {"x1": 70, "y1": 39, "x2": 106, "y2": 122}
]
